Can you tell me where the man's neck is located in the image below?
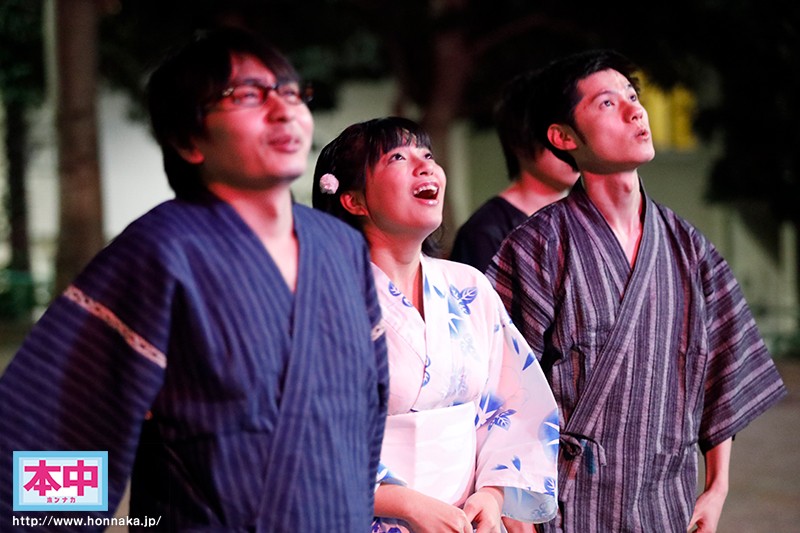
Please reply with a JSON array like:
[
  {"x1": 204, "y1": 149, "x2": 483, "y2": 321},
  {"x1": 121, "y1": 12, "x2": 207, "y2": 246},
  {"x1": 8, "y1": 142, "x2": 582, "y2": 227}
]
[
  {"x1": 581, "y1": 170, "x2": 644, "y2": 266},
  {"x1": 208, "y1": 182, "x2": 295, "y2": 240},
  {"x1": 500, "y1": 171, "x2": 571, "y2": 216},
  {"x1": 209, "y1": 182, "x2": 299, "y2": 291}
]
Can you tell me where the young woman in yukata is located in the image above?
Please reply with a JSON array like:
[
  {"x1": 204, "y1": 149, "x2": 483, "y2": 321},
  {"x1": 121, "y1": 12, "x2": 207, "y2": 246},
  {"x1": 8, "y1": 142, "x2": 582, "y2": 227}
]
[{"x1": 312, "y1": 117, "x2": 559, "y2": 533}]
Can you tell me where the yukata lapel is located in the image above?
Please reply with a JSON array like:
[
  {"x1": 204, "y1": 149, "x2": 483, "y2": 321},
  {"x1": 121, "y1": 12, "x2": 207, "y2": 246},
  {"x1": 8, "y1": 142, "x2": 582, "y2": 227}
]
[
  {"x1": 419, "y1": 255, "x2": 459, "y2": 373},
  {"x1": 255, "y1": 208, "x2": 320, "y2": 529},
  {"x1": 372, "y1": 263, "x2": 428, "y2": 369},
  {"x1": 559, "y1": 186, "x2": 661, "y2": 495},
  {"x1": 570, "y1": 182, "x2": 635, "y2": 297}
]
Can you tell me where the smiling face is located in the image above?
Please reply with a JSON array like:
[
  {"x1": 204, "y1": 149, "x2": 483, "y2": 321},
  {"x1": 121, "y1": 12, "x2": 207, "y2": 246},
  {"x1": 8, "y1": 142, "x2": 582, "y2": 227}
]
[
  {"x1": 556, "y1": 68, "x2": 655, "y2": 175},
  {"x1": 356, "y1": 141, "x2": 446, "y2": 244},
  {"x1": 184, "y1": 54, "x2": 314, "y2": 191}
]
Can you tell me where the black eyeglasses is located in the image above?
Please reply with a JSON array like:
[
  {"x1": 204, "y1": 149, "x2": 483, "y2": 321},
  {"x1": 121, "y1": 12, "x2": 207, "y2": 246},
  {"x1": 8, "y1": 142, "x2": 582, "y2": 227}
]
[{"x1": 207, "y1": 80, "x2": 313, "y2": 111}]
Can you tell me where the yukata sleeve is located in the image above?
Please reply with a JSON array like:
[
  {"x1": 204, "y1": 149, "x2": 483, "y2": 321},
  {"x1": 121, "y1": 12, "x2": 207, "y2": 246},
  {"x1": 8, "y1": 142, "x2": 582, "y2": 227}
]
[
  {"x1": 697, "y1": 240, "x2": 787, "y2": 452},
  {"x1": 358, "y1": 240, "x2": 391, "y2": 493},
  {"x1": 374, "y1": 462, "x2": 407, "y2": 492},
  {"x1": 487, "y1": 224, "x2": 558, "y2": 358},
  {"x1": 0, "y1": 233, "x2": 174, "y2": 527},
  {"x1": 472, "y1": 278, "x2": 559, "y2": 523}
]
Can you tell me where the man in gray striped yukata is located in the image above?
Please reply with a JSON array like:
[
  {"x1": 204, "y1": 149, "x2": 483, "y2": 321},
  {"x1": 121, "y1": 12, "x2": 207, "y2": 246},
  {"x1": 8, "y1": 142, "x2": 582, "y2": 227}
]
[{"x1": 487, "y1": 50, "x2": 786, "y2": 533}]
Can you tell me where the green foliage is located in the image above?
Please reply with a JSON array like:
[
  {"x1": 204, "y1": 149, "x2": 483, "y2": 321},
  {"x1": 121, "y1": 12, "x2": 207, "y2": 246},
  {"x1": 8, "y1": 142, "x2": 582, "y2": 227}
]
[
  {"x1": 691, "y1": 2, "x2": 800, "y2": 222},
  {"x1": 97, "y1": 0, "x2": 389, "y2": 115},
  {"x1": 0, "y1": 268, "x2": 35, "y2": 320},
  {"x1": 0, "y1": 0, "x2": 45, "y2": 106},
  {"x1": 89, "y1": 0, "x2": 800, "y2": 225}
]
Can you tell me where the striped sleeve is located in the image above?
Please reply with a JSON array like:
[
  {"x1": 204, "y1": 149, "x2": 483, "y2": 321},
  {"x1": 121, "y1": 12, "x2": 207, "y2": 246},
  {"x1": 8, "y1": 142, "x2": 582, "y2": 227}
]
[
  {"x1": 0, "y1": 274, "x2": 169, "y2": 527},
  {"x1": 0, "y1": 214, "x2": 179, "y2": 526},
  {"x1": 488, "y1": 216, "x2": 560, "y2": 359},
  {"x1": 697, "y1": 238, "x2": 787, "y2": 451},
  {"x1": 360, "y1": 235, "x2": 390, "y2": 503}
]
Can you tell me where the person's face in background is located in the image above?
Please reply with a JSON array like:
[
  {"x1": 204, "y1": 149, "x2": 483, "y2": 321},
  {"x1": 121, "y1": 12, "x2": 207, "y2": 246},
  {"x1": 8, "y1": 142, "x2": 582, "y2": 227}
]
[{"x1": 522, "y1": 145, "x2": 581, "y2": 190}]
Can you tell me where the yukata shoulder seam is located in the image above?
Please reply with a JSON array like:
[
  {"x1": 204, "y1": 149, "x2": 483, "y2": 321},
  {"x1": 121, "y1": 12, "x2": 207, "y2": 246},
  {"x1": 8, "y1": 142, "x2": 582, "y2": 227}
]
[
  {"x1": 297, "y1": 203, "x2": 364, "y2": 245},
  {"x1": 651, "y1": 201, "x2": 712, "y2": 264},
  {"x1": 439, "y1": 256, "x2": 484, "y2": 279}
]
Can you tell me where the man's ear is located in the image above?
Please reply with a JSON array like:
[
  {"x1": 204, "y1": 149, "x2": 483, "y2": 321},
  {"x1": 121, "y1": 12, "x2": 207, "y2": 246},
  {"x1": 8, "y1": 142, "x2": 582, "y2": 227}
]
[
  {"x1": 340, "y1": 191, "x2": 368, "y2": 217},
  {"x1": 547, "y1": 123, "x2": 579, "y2": 152},
  {"x1": 173, "y1": 140, "x2": 205, "y2": 164}
]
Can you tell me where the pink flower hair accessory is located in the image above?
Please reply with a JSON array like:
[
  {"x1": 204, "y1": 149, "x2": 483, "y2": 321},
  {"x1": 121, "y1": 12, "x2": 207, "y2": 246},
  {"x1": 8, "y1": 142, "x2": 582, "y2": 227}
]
[{"x1": 319, "y1": 173, "x2": 339, "y2": 195}]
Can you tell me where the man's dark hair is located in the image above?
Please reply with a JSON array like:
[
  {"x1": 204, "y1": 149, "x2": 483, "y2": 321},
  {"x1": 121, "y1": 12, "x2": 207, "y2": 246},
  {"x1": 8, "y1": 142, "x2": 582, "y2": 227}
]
[
  {"x1": 146, "y1": 28, "x2": 300, "y2": 199},
  {"x1": 534, "y1": 49, "x2": 640, "y2": 171},
  {"x1": 494, "y1": 68, "x2": 548, "y2": 181}
]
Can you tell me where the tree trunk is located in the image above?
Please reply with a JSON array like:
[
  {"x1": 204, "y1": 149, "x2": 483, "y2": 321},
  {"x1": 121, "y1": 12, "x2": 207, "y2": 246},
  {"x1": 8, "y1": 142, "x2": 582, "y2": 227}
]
[
  {"x1": 1, "y1": 100, "x2": 35, "y2": 320},
  {"x1": 420, "y1": 4, "x2": 472, "y2": 254},
  {"x1": 52, "y1": 0, "x2": 104, "y2": 293},
  {"x1": 796, "y1": 221, "x2": 800, "y2": 334},
  {"x1": 3, "y1": 101, "x2": 31, "y2": 273}
]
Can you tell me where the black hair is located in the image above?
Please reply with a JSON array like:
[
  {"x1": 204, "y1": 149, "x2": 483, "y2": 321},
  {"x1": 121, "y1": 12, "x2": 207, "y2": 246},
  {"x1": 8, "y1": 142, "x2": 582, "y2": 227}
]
[
  {"x1": 494, "y1": 68, "x2": 548, "y2": 181},
  {"x1": 313, "y1": 117, "x2": 443, "y2": 256},
  {"x1": 146, "y1": 27, "x2": 301, "y2": 199},
  {"x1": 533, "y1": 49, "x2": 640, "y2": 171}
]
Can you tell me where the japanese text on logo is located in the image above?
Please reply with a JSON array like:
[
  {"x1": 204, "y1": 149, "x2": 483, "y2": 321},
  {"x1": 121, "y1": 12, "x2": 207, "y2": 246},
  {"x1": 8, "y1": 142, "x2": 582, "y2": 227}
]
[{"x1": 13, "y1": 451, "x2": 108, "y2": 511}]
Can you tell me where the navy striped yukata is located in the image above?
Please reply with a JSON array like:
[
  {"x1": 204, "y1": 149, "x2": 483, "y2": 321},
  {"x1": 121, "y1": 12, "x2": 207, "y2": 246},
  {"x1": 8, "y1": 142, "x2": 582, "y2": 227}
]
[
  {"x1": 488, "y1": 181, "x2": 787, "y2": 532},
  {"x1": 0, "y1": 193, "x2": 389, "y2": 532}
]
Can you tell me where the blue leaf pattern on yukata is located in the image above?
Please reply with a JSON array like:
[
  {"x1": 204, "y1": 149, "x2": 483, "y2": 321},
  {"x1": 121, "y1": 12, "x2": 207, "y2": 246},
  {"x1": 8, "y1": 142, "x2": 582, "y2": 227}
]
[
  {"x1": 523, "y1": 352, "x2": 536, "y2": 371},
  {"x1": 388, "y1": 281, "x2": 413, "y2": 307},
  {"x1": 488, "y1": 409, "x2": 517, "y2": 431},
  {"x1": 447, "y1": 296, "x2": 466, "y2": 336},
  {"x1": 372, "y1": 518, "x2": 406, "y2": 533},
  {"x1": 388, "y1": 281, "x2": 401, "y2": 297},
  {"x1": 544, "y1": 476, "x2": 557, "y2": 496},
  {"x1": 421, "y1": 354, "x2": 431, "y2": 386},
  {"x1": 492, "y1": 455, "x2": 522, "y2": 473},
  {"x1": 371, "y1": 520, "x2": 404, "y2": 533},
  {"x1": 479, "y1": 392, "x2": 504, "y2": 419},
  {"x1": 450, "y1": 285, "x2": 478, "y2": 315},
  {"x1": 539, "y1": 409, "x2": 560, "y2": 462}
]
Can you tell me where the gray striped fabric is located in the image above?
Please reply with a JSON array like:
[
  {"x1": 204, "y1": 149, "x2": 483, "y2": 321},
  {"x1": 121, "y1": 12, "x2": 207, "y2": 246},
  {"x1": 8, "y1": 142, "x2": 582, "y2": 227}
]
[
  {"x1": 0, "y1": 195, "x2": 389, "y2": 532},
  {"x1": 488, "y1": 181, "x2": 786, "y2": 532}
]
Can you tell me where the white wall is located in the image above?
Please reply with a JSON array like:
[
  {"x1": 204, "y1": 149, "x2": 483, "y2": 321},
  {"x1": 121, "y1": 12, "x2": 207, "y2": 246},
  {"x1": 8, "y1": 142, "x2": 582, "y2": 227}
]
[
  {"x1": 20, "y1": 82, "x2": 399, "y2": 282},
  {"x1": 11, "y1": 82, "x2": 798, "y2": 347}
]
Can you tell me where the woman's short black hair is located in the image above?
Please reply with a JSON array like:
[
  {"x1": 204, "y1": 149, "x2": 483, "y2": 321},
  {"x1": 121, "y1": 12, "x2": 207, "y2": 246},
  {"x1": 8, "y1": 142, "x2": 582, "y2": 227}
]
[{"x1": 313, "y1": 117, "x2": 443, "y2": 256}]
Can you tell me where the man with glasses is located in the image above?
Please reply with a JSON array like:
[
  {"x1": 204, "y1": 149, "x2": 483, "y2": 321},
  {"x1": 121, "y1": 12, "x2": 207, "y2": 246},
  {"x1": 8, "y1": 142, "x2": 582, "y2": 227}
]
[{"x1": 0, "y1": 28, "x2": 388, "y2": 531}]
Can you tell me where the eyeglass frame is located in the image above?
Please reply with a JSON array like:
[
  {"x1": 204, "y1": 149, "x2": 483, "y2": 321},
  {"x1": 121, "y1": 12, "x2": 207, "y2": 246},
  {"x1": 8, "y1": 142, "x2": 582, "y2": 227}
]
[{"x1": 204, "y1": 79, "x2": 314, "y2": 113}]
